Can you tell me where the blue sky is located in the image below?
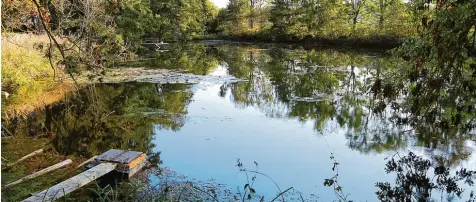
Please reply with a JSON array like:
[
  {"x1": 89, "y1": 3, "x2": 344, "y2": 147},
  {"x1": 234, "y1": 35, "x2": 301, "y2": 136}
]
[{"x1": 211, "y1": 0, "x2": 228, "y2": 8}]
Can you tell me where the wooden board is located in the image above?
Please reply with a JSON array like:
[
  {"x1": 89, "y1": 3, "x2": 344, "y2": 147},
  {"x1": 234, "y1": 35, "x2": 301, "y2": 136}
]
[
  {"x1": 23, "y1": 163, "x2": 117, "y2": 202},
  {"x1": 128, "y1": 158, "x2": 148, "y2": 178},
  {"x1": 95, "y1": 149, "x2": 124, "y2": 162},
  {"x1": 113, "y1": 151, "x2": 143, "y2": 164},
  {"x1": 4, "y1": 149, "x2": 43, "y2": 169},
  {"x1": 128, "y1": 153, "x2": 146, "y2": 169},
  {"x1": 96, "y1": 149, "x2": 143, "y2": 164}
]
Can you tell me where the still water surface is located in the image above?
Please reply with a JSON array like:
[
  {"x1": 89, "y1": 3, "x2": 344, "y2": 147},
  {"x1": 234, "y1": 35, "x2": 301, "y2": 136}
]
[{"x1": 6, "y1": 43, "x2": 475, "y2": 201}]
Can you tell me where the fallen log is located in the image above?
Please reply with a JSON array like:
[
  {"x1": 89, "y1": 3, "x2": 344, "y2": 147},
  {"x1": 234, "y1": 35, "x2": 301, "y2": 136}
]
[{"x1": 4, "y1": 159, "x2": 72, "y2": 188}]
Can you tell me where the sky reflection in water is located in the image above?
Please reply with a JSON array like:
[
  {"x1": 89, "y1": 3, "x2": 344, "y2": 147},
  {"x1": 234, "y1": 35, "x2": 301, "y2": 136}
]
[
  {"x1": 6, "y1": 44, "x2": 474, "y2": 201},
  {"x1": 150, "y1": 58, "x2": 476, "y2": 201}
]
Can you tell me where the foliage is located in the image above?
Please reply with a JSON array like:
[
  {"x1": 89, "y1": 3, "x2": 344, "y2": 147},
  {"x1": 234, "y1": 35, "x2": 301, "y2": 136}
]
[
  {"x1": 148, "y1": 0, "x2": 219, "y2": 41},
  {"x1": 376, "y1": 152, "x2": 475, "y2": 201},
  {"x1": 2, "y1": 0, "x2": 220, "y2": 81},
  {"x1": 375, "y1": 0, "x2": 476, "y2": 153},
  {"x1": 114, "y1": 0, "x2": 156, "y2": 47},
  {"x1": 1, "y1": 0, "x2": 40, "y2": 31},
  {"x1": 0, "y1": 33, "x2": 64, "y2": 116}
]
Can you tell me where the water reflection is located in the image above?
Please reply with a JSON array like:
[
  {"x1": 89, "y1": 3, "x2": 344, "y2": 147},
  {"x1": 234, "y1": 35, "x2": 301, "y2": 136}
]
[
  {"x1": 121, "y1": 43, "x2": 219, "y2": 75},
  {"x1": 3, "y1": 83, "x2": 194, "y2": 162},
  {"x1": 211, "y1": 45, "x2": 475, "y2": 168},
  {"x1": 3, "y1": 43, "x2": 475, "y2": 201}
]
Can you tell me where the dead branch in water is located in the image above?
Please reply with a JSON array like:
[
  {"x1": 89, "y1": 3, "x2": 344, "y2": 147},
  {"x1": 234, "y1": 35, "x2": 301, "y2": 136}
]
[{"x1": 3, "y1": 159, "x2": 73, "y2": 188}]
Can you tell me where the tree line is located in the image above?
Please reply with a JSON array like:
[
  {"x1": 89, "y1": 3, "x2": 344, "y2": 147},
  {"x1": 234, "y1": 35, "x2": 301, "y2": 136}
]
[
  {"x1": 0, "y1": 0, "x2": 438, "y2": 46},
  {"x1": 217, "y1": 0, "x2": 416, "y2": 41}
]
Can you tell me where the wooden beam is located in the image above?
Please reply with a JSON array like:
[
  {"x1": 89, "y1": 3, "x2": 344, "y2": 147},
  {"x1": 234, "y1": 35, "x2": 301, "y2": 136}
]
[
  {"x1": 22, "y1": 163, "x2": 117, "y2": 202},
  {"x1": 4, "y1": 159, "x2": 72, "y2": 188},
  {"x1": 3, "y1": 149, "x2": 44, "y2": 169}
]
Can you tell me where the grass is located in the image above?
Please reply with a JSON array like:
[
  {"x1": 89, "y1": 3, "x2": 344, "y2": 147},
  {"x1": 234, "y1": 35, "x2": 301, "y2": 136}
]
[{"x1": 1, "y1": 33, "x2": 76, "y2": 118}]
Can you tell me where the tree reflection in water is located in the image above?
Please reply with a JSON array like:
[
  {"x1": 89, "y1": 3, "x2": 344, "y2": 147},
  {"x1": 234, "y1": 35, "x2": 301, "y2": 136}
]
[
  {"x1": 4, "y1": 83, "x2": 194, "y2": 165},
  {"x1": 216, "y1": 45, "x2": 474, "y2": 167},
  {"x1": 214, "y1": 45, "x2": 475, "y2": 200},
  {"x1": 3, "y1": 43, "x2": 474, "y2": 201}
]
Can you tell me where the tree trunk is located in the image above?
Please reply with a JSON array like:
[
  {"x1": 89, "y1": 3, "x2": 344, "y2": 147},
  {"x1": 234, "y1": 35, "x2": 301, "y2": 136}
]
[
  {"x1": 249, "y1": 0, "x2": 255, "y2": 29},
  {"x1": 379, "y1": 0, "x2": 385, "y2": 31}
]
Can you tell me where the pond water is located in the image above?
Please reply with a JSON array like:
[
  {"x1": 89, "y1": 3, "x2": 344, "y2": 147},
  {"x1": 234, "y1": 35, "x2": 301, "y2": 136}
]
[{"x1": 4, "y1": 43, "x2": 476, "y2": 201}]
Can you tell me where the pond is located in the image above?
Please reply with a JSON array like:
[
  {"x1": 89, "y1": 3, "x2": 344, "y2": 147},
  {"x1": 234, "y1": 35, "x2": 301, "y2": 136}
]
[{"x1": 3, "y1": 43, "x2": 475, "y2": 201}]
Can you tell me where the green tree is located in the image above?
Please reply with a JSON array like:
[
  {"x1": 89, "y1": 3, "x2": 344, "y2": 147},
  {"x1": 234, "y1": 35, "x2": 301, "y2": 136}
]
[
  {"x1": 221, "y1": 0, "x2": 251, "y2": 36},
  {"x1": 269, "y1": 0, "x2": 308, "y2": 40}
]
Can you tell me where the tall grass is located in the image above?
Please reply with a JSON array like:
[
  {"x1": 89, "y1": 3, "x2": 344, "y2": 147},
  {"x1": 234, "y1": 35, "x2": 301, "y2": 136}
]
[
  {"x1": 1, "y1": 33, "x2": 54, "y2": 93},
  {"x1": 1, "y1": 33, "x2": 74, "y2": 119}
]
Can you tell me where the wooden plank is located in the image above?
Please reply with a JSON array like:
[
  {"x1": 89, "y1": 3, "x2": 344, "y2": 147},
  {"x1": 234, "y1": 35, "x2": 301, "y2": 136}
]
[
  {"x1": 4, "y1": 159, "x2": 72, "y2": 188},
  {"x1": 3, "y1": 149, "x2": 43, "y2": 169},
  {"x1": 113, "y1": 151, "x2": 143, "y2": 164},
  {"x1": 96, "y1": 149, "x2": 143, "y2": 165},
  {"x1": 75, "y1": 155, "x2": 97, "y2": 169},
  {"x1": 127, "y1": 154, "x2": 146, "y2": 169},
  {"x1": 23, "y1": 163, "x2": 117, "y2": 202},
  {"x1": 96, "y1": 149, "x2": 125, "y2": 162},
  {"x1": 128, "y1": 158, "x2": 148, "y2": 178}
]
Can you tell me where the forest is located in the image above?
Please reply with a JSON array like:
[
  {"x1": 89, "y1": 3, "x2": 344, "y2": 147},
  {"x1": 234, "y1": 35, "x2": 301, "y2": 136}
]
[{"x1": 1, "y1": 0, "x2": 476, "y2": 201}]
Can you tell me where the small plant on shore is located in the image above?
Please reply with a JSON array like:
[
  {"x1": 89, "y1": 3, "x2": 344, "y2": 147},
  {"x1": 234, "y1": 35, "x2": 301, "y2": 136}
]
[
  {"x1": 323, "y1": 153, "x2": 351, "y2": 202},
  {"x1": 235, "y1": 159, "x2": 305, "y2": 202}
]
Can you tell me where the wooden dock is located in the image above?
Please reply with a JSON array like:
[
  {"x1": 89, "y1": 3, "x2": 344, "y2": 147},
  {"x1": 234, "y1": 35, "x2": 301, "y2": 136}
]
[
  {"x1": 22, "y1": 149, "x2": 147, "y2": 202},
  {"x1": 88, "y1": 149, "x2": 147, "y2": 178}
]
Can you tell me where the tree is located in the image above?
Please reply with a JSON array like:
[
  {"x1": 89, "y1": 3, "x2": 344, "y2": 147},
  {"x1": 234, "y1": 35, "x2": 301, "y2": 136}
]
[
  {"x1": 269, "y1": 0, "x2": 307, "y2": 40},
  {"x1": 222, "y1": 0, "x2": 251, "y2": 36},
  {"x1": 1, "y1": 0, "x2": 38, "y2": 32}
]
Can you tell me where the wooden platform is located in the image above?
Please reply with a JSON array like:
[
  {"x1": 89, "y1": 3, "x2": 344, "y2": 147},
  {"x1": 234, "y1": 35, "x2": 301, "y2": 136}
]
[
  {"x1": 23, "y1": 149, "x2": 147, "y2": 202},
  {"x1": 88, "y1": 149, "x2": 147, "y2": 178}
]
